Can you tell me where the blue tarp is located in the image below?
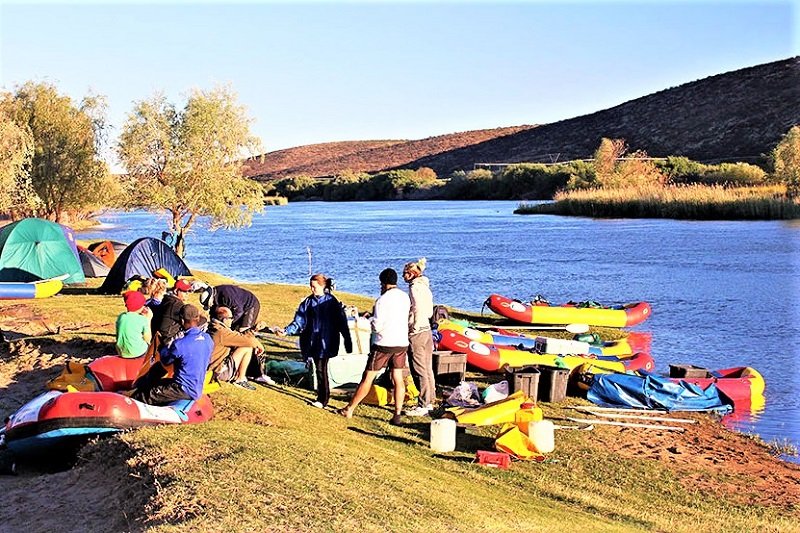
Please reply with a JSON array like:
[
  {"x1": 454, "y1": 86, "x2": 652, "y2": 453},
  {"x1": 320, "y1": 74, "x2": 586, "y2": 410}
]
[{"x1": 587, "y1": 372, "x2": 732, "y2": 413}]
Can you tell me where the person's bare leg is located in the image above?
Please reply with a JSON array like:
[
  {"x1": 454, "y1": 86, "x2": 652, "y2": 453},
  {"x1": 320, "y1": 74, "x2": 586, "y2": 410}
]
[
  {"x1": 342, "y1": 370, "x2": 380, "y2": 418},
  {"x1": 231, "y1": 347, "x2": 253, "y2": 382},
  {"x1": 391, "y1": 368, "x2": 405, "y2": 417}
]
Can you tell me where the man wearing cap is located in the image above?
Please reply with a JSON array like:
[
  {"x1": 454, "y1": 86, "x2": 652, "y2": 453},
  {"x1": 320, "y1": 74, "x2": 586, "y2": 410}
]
[
  {"x1": 207, "y1": 306, "x2": 267, "y2": 390},
  {"x1": 339, "y1": 268, "x2": 410, "y2": 426},
  {"x1": 402, "y1": 258, "x2": 436, "y2": 417},
  {"x1": 151, "y1": 279, "x2": 194, "y2": 348},
  {"x1": 133, "y1": 303, "x2": 213, "y2": 406},
  {"x1": 115, "y1": 290, "x2": 153, "y2": 358}
]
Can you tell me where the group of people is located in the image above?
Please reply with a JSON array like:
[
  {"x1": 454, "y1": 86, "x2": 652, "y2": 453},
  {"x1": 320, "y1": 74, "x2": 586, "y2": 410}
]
[
  {"x1": 114, "y1": 279, "x2": 274, "y2": 405},
  {"x1": 113, "y1": 258, "x2": 437, "y2": 426},
  {"x1": 278, "y1": 259, "x2": 435, "y2": 425}
]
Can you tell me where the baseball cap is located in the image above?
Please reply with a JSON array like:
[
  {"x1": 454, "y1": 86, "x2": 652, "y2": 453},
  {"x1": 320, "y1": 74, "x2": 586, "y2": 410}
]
[
  {"x1": 123, "y1": 290, "x2": 146, "y2": 312},
  {"x1": 174, "y1": 279, "x2": 192, "y2": 292}
]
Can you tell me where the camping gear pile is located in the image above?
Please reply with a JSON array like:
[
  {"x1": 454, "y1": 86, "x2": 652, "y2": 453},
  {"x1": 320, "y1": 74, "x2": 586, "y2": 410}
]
[
  {"x1": 426, "y1": 293, "x2": 766, "y2": 462},
  {"x1": 0, "y1": 217, "x2": 193, "y2": 299}
]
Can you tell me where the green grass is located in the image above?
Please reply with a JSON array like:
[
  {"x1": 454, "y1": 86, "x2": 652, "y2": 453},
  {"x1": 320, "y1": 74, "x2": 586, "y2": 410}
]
[{"x1": 95, "y1": 385, "x2": 796, "y2": 532}]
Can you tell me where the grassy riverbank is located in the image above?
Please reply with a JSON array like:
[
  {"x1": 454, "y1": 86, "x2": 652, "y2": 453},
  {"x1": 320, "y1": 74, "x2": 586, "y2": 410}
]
[
  {"x1": 515, "y1": 184, "x2": 800, "y2": 219},
  {"x1": 1, "y1": 273, "x2": 798, "y2": 532}
]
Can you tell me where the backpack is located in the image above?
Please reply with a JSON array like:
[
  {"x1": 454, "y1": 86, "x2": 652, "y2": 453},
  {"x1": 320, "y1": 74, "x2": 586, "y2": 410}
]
[{"x1": 430, "y1": 305, "x2": 450, "y2": 327}]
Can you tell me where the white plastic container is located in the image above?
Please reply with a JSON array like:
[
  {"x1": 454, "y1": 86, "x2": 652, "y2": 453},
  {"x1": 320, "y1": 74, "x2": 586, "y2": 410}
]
[
  {"x1": 430, "y1": 418, "x2": 457, "y2": 453},
  {"x1": 528, "y1": 419, "x2": 555, "y2": 453}
]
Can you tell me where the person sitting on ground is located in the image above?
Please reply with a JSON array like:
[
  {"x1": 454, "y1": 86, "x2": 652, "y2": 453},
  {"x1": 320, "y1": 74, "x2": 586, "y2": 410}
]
[
  {"x1": 115, "y1": 290, "x2": 153, "y2": 359},
  {"x1": 200, "y1": 284, "x2": 263, "y2": 333},
  {"x1": 339, "y1": 268, "x2": 410, "y2": 426},
  {"x1": 132, "y1": 304, "x2": 213, "y2": 406},
  {"x1": 207, "y1": 306, "x2": 270, "y2": 390},
  {"x1": 402, "y1": 258, "x2": 436, "y2": 417},
  {"x1": 151, "y1": 279, "x2": 194, "y2": 348},
  {"x1": 277, "y1": 273, "x2": 353, "y2": 408},
  {"x1": 140, "y1": 277, "x2": 168, "y2": 309}
]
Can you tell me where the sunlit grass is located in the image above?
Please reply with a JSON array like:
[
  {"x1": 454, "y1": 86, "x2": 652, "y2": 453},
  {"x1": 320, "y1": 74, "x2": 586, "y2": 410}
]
[
  {"x1": 516, "y1": 184, "x2": 800, "y2": 219},
  {"x1": 94, "y1": 386, "x2": 798, "y2": 532}
]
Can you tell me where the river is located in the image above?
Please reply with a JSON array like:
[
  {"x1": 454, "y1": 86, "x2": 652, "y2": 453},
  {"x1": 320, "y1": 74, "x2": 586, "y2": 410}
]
[{"x1": 80, "y1": 200, "x2": 800, "y2": 456}]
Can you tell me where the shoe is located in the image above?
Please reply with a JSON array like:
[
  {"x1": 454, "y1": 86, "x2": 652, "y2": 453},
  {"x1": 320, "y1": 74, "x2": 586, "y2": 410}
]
[
  {"x1": 253, "y1": 375, "x2": 276, "y2": 386},
  {"x1": 311, "y1": 401, "x2": 325, "y2": 409},
  {"x1": 233, "y1": 380, "x2": 256, "y2": 391},
  {"x1": 390, "y1": 414, "x2": 403, "y2": 426},
  {"x1": 403, "y1": 405, "x2": 431, "y2": 417}
]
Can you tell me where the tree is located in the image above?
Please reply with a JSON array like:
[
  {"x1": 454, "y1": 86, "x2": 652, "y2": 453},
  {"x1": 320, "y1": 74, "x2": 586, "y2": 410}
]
[
  {"x1": 593, "y1": 138, "x2": 626, "y2": 188},
  {"x1": 1, "y1": 82, "x2": 109, "y2": 221},
  {"x1": 771, "y1": 125, "x2": 800, "y2": 199},
  {"x1": 0, "y1": 111, "x2": 40, "y2": 216},
  {"x1": 593, "y1": 138, "x2": 664, "y2": 189},
  {"x1": 118, "y1": 86, "x2": 264, "y2": 257}
]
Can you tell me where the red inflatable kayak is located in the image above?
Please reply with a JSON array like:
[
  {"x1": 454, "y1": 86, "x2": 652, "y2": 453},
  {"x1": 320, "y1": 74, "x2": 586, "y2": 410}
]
[{"x1": 485, "y1": 294, "x2": 651, "y2": 327}]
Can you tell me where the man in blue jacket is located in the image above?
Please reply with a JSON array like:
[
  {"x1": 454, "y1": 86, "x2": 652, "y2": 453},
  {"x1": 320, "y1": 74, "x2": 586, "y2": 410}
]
[{"x1": 133, "y1": 304, "x2": 213, "y2": 406}]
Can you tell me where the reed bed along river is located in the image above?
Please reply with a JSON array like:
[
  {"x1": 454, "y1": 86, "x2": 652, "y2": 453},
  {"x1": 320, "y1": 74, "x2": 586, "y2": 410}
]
[{"x1": 81, "y1": 200, "x2": 800, "y2": 456}]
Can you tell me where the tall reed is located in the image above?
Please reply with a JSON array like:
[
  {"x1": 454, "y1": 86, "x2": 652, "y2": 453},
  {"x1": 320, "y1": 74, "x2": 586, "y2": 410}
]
[{"x1": 516, "y1": 184, "x2": 800, "y2": 220}]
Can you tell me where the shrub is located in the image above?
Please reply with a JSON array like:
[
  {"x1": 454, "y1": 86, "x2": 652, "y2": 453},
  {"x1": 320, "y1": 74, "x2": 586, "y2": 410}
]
[
  {"x1": 273, "y1": 175, "x2": 319, "y2": 199},
  {"x1": 699, "y1": 162, "x2": 766, "y2": 186},
  {"x1": 771, "y1": 125, "x2": 800, "y2": 198},
  {"x1": 657, "y1": 156, "x2": 709, "y2": 184},
  {"x1": 497, "y1": 164, "x2": 570, "y2": 199},
  {"x1": 442, "y1": 169, "x2": 495, "y2": 199},
  {"x1": 560, "y1": 160, "x2": 597, "y2": 190}
]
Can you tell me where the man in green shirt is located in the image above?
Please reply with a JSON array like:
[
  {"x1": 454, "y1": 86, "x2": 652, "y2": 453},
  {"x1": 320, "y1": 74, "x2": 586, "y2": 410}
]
[{"x1": 116, "y1": 290, "x2": 152, "y2": 358}]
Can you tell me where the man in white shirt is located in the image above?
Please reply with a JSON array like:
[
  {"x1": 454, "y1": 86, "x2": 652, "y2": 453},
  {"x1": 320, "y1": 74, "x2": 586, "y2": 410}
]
[{"x1": 339, "y1": 268, "x2": 410, "y2": 425}]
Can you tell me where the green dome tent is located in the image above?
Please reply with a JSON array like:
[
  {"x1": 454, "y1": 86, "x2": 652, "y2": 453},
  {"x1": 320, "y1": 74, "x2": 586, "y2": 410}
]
[{"x1": 0, "y1": 218, "x2": 85, "y2": 284}]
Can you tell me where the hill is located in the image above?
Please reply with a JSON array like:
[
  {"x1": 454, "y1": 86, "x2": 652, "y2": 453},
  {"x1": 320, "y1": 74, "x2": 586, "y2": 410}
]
[
  {"x1": 242, "y1": 126, "x2": 534, "y2": 180},
  {"x1": 246, "y1": 57, "x2": 799, "y2": 180}
]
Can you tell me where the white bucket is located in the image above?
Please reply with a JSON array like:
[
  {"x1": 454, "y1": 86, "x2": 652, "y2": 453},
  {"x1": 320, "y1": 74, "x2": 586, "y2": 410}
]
[
  {"x1": 528, "y1": 420, "x2": 555, "y2": 453},
  {"x1": 430, "y1": 418, "x2": 457, "y2": 453}
]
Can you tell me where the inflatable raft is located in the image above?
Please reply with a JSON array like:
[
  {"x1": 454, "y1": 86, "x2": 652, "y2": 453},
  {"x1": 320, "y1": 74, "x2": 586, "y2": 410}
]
[
  {"x1": 3, "y1": 390, "x2": 213, "y2": 456},
  {"x1": 576, "y1": 364, "x2": 765, "y2": 411},
  {"x1": 485, "y1": 294, "x2": 651, "y2": 327},
  {"x1": 437, "y1": 329, "x2": 654, "y2": 373},
  {"x1": 0, "y1": 274, "x2": 68, "y2": 300},
  {"x1": 437, "y1": 319, "x2": 647, "y2": 357},
  {"x1": 671, "y1": 367, "x2": 765, "y2": 409},
  {"x1": 3, "y1": 354, "x2": 219, "y2": 455}
]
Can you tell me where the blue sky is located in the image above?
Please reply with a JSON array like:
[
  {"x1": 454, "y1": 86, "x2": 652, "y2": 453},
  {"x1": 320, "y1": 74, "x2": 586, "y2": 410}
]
[{"x1": 0, "y1": 1, "x2": 796, "y2": 166}]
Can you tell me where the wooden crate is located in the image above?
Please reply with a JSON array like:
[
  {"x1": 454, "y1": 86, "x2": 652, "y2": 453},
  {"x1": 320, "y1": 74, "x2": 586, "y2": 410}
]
[{"x1": 433, "y1": 350, "x2": 466, "y2": 386}]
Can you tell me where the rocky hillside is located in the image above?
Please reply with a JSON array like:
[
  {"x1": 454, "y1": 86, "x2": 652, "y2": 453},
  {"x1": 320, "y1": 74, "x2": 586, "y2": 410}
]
[
  {"x1": 242, "y1": 127, "x2": 534, "y2": 180},
  {"x1": 246, "y1": 57, "x2": 799, "y2": 180}
]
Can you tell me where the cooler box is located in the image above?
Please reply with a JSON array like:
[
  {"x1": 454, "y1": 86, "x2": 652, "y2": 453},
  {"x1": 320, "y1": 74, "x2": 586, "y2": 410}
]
[
  {"x1": 433, "y1": 350, "x2": 466, "y2": 386},
  {"x1": 537, "y1": 366, "x2": 569, "y2": 403},
  {"x1": 315, "y1": 354, "x2": 383, "y2": 392},
  {"x1": 505, "y1": 366, "x2": 540, "y2": 400}
]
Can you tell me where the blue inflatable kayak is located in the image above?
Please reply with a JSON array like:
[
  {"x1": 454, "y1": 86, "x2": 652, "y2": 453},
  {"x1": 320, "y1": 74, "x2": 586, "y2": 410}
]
[{"x1": 0, "y1": 274, "x2": 68, "y2": 300}]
